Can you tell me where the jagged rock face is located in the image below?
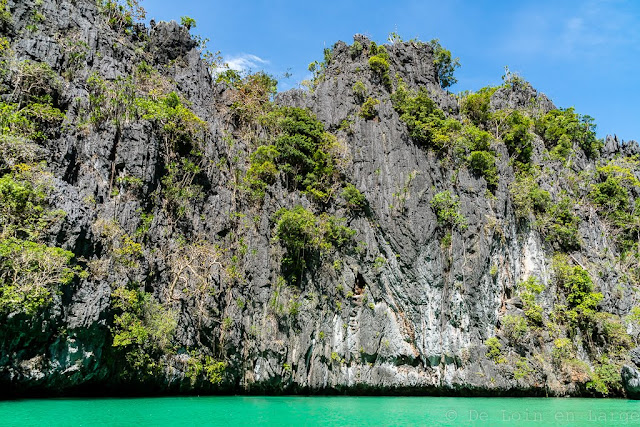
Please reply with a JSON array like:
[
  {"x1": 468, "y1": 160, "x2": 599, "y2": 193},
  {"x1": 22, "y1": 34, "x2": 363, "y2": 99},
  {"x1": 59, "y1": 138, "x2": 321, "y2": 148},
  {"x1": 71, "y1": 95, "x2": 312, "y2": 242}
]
[
  {"x1": 622, "y1": 348, "x2": 640, "y2": 398},
  {"x1": 1, "y1": 0, "x2": 639, "y2": 397},
  {"x1": 622, "y1": 365, "x2": 640, "y2": 399}
]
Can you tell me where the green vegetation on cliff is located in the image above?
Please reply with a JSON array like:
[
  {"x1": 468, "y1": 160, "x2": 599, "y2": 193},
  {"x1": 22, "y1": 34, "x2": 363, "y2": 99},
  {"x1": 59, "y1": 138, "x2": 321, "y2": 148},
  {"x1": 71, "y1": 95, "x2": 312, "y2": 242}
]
[{"x1": 0, "y1": 0, "x2": 639, "y2": 399}]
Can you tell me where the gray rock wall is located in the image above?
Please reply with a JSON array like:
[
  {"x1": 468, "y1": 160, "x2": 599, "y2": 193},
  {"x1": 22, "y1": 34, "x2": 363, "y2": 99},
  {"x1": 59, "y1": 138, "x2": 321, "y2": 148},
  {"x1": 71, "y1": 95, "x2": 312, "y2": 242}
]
[{"x1": 1, "y1": 0, "x2": 638, "y2": 397}]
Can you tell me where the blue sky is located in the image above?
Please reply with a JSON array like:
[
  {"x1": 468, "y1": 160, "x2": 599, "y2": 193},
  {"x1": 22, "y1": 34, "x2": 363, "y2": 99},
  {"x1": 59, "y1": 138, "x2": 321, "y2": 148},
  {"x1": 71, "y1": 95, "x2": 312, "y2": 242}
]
[{"x1": 143, "y1": 0, "x2": 640, "y2": 141}]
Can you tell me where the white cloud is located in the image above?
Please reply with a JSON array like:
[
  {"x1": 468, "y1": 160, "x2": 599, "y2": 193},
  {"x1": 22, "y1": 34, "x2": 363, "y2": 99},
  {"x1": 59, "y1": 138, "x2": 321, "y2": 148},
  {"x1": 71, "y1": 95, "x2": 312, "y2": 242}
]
[
  {"x1": 503, "y1": 0, "x2": 640, "y2": 59},
  {"x1": 224, "y1": 54, "x2": 269, "y2": 72}
]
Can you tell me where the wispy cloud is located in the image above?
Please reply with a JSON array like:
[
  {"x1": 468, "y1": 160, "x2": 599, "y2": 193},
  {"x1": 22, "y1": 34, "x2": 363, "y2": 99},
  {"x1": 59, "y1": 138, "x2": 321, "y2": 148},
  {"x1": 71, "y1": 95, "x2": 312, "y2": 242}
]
[
  {"x1": 224, "y1": 54, "x2": 269, "y2": 72},
  {"x1": 502, "y1": 0, "x2": 640, "y2": 60}
]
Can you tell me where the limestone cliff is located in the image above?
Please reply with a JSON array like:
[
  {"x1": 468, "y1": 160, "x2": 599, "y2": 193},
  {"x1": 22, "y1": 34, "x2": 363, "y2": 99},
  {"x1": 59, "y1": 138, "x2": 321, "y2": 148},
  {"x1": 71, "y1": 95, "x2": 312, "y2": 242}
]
[{"x1": 1, "y1": 0, "x2": 639, "y2": 397}]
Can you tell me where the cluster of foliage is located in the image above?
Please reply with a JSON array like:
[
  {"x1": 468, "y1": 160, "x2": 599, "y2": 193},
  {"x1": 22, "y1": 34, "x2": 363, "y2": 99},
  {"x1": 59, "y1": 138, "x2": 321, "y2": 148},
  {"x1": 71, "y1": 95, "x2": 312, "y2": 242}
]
[
  {"x1": 185, "y1": 351, "x2": 226, "y2": 385},
  {"x1": 368, "y1": 43, "x2": 392, "y2": 90},
  {"x1": 589, "y1": 158, "x2": 640, "y2": 254},
  {"x1": 501, "y1": 314, "x2": 529, "y2": 344},
  {"x1": 535, "y1": 108, "x2": 602, "y2": 160},
  {"x1": 247, "y1": 107, "x2": 344, "y2": 201},
  {"x1": 307, "y1": 47, "x2": 333, "y2": 87},
  {"x1": 514, "y1": 358, "x2": 534, "y2": 380},
  {"x1": 537, "y1": 197, "x2": 581, "y2": 251},
  {"x1": 587, "y1": 356, "x2": 623, "y2": 396},
  {"x1": 0, "y1": 236, "x2": 78, "y2": 315},
  {"x1": 352, "y1": 80, "x2": 367, "y2": 103},
  {"x1": 0, "y1": 0, "x2": 11, "y2": 28},
  {"x1": 227, "y1": 71, "x2": 278, "y2": 126},
  {"x1": 110, "y1": 286, "x2": 177, "y2": 379},
  {"x1": 180, "y1": 16, "x2": 196, "y2": 30},
  {"x1": 552, "y1": 255, "x2": 603, "y2": 328},
  {"x1": 460, "y1": 85, "x2": 535, "y2": 170},
  {"x1": 468, "y1": 149, "x2": 497, "y2": 190},
  {"x1": 273, "y1": 206, "x2": 355, "y2": 284},
  {"x1": 518, "y1": 276, "x2": 545, "y2": 325},
  {"x1": 391, "y1": 81, "x2": 460, "y2": 151},
  {"x1": 427, "y1": 39, "x2": 460, "y2": 89},
  {"x1": 0, "y1": 62, "x2": 64, "y2": 167},
  {"x1": 137, "y1": 92, "x2": 207, "y2": 152},
  {"x1": 341, "y1": 183, "x2": 366, "y2": 212},
  {"x1": 460, "y1": 86, "x2": 497, "y2": 128},
  {"x1": 349, "y1": 40, "x2": 363, "y2": 58},
  {"x1": 500, "y1": 110, "x2": 534, "y2": 169},
  {"x1": 139, "y1": 92, "x2": 207, "y2": 216},
  {"x1": 485, "y1": 336, "x2": 505, "y2": 363},
  {"x1": 430, "y1": 190, "x2": 467, "y2": 230},
  {"x1": 0, "y1": 57, "x2": 82, "y2": 318},
  {"x1": 510, "y1": 172, "x2": 551, "y2": 220},
  {"x1": 0, "y1": 100, "x2": 63, "y2": 162},
  {"x1": 392, "y1": 81, "x2": 499, "y2": 191},
  {"x1": 0, "y1": 165, "x2": 83, "y2": 316},
  {"x1": 359, "y1": 97, "x2": 379, "y2": 120},
  {"x1": 99, "y1": 0, "x2": 146, "y2": 33},
  {"x1": 86, "y1": 67, "x2": 209, "y2": 217}
]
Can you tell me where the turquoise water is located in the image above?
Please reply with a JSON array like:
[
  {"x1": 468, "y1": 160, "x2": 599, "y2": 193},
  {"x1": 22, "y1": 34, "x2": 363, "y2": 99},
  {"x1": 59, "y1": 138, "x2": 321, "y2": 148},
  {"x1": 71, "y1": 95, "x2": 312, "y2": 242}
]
[{"x1": 1, "y1": 396, "x2": 639, "y2": 426}]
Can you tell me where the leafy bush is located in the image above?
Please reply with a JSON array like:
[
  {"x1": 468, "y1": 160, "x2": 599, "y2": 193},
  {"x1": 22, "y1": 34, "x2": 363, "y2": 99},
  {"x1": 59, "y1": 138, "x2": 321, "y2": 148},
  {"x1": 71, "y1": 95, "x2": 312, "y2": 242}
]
[
  {"x1": 249, "y1": 106, "x2": 344, "y2": 200},
  {"x1": 468, "y1": 150, "x2": 498, "y2": 189},
  {"x1": 0, "y1": 98, "x2": 64, "y2": 143},
  {"x1": 160, "y1": 158, "x2": 203, "y2": 217},
  {"x1": 510, "y1": 173, "x2": 551, "y2": 220},
  {"x1": 587, "y1": 356, "x2": 621, "y2": 396},
  {"x1": 0, "y1": 238, "x2": 78, "y2": 315},
  {"x1": 553, "y1": 255, "x2": 602, "y2": 326},
  {"x1": 110, "y1": 286, "x2": 177, "y2": 378},
  {"x1": 138, "y1": 91, "x2": 207, "y2": 149},
  {"x1": 342, "y1": 183, "x2": 366, "y2": 211},
  {"x1": 590, "y1": 175, "x2": 629, "y2": 214},
  {"x1": 180, "y1": 16, "x2": 196, "y2": 30},
  {"x1": 245, "y1": 145, "x2": 280, "y2": 199},
  {"x1": 518, "y1": 276, "x2": 544, "y2": 325},
  {"x1": 427, "y1": 39, "x2": 460, "y2": 89},
  {"x1": 461, "y1": 86, "x2": 497, "y2": 128},
  {"x1": 352, "y1": 81, "x2": 367, "y2": 103},
  {"x1": 538, "y1": 197, "x2": 580, "y2": 251},
  {"x1": 552, "y1": 338, "x2": 573, "y2": 364},
  {"x1": 514, "y1": 358, "x2": 534, "y2": 380},
  {"x1": 0, "y1": 0, "x2": 11, "y2": 27},
  {"x1": 186, "y1": 352, "x2": 225, "y2": 385},
  {"x1": 0, "y1": 167, "x2": 63, "y2": 239},
  {"x1": 485, "y1": 337, "x2": 506, "y2": 363},
  {"x1": 215, "y1": 69, "x2": 242, "y2": 87},
  {"x1": 462, "y1": 124, "x2": 492, "y2": 152},
  {"x1": 431, "y1": 190, "x2": 467, "y2": 230},
  {"x1": 13, "y1": 60, "x2": 61, "y2": 105},
  {"x1": 589, "y1": 159, "x2": 640, "y2": 253},
  {"x1": 535, "y1": 108, "x2": 602, "y2": 159},
  {"x1": 273, "y1": 206, "x2": 354, "y2": 284},
  {"x1": 359, "y1": 97, "x2": 379, "y2": 119},
  {"x1": 368, "y1": 46, "x2": 391, "y2": 90},
  {"x1": 307, "y1": 48, "x2": 333, "y2": 86},
  {"x1": 392, "y1": 83, "x2": 461, "y2": 150},
  {"x1": 596, "y1": 314, "x2": 633, "y2": 355},
  {"x1": 349, "y1": 40, "x2": 363, "y2": 58},
  {"x1": 86, "y1": 74, "x2": 141, "y2": 128},
  {"x1": 0, "y1": 168, "x2": 82, "y2": 317},
  {"x1": 229, "y1": 71, "x2": 278, "y2": 124},
  {"x1": 500, "y1": 110, "x2": 533, "y2": 168},
  {"x1": 502, "y1": 314, "x2": 528, "y2": 343},
  {"x1": 99, "y1": 0, "x2": 146, "y2": 33}
]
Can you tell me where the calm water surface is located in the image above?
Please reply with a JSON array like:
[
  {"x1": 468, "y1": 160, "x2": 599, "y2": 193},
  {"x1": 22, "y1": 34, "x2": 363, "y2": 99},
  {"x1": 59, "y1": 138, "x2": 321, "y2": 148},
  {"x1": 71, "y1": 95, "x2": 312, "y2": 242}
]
[{"x1": 1, "y1": 396, "x2": 639, "y2": 426}]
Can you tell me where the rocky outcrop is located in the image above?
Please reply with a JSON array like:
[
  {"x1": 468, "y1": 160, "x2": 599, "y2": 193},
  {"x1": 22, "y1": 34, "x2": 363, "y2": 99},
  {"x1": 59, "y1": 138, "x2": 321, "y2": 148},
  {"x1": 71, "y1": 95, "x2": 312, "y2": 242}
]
[
  {"x1": 1, "y1": 0, "x2": 639, "y2": 397},
  {"x1": 622, "y1": 348, "x2": 640, "y2": 399}
]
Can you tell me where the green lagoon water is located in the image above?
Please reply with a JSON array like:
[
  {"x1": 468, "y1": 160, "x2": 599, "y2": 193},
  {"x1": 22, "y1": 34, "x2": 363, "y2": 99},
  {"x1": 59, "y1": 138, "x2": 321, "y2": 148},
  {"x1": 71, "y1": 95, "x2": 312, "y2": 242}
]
[{"x1": 1, "y1": 396, "x2": 639, "y2": 426}]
